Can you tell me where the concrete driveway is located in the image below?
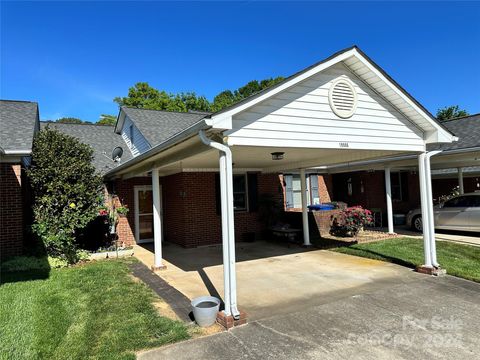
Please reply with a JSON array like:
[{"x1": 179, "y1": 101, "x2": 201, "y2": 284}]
[
  {"x1": 139, "y1": 275, "x2": 480, "y2": 360},
  {"x1": 135, "y1": 241, "x2": 423, "y2": 320}
]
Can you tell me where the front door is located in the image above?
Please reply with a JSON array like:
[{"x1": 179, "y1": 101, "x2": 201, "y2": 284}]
[{"x1": 134, "y1": 185, "x2": 159, "y2": 243}]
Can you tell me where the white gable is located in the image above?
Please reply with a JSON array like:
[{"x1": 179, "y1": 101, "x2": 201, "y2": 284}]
[
  {"x1": 209, "y1": 47, "x2": 455, "y2": 149},
  {"x1": 121, "y1": 115, "x2": 151, "y2": 156},
  {"x1": 225, "y1": 63, "x2": 426, "y2": 152}
]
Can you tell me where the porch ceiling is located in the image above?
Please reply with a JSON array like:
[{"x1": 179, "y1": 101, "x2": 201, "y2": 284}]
[{"x1": 155, "y1": 144, "x2": 410, "y2": 175}]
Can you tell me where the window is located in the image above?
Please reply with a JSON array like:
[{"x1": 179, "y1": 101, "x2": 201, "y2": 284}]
[
  {"x1": 391, "y1": 172, "x2": 409, "y2": 202},
  {"x1": 284, "y1": 174, "x2": 319, "y2": 209},
  {"x1": 129, "y1": 124, "x2": 134, "y2": 144},
  {"x1": 443, "y1": 196, "x2": 473, "y2": 208},
  {"x1": 233, "y1": 174, "x2": 247, "y2": 211}
]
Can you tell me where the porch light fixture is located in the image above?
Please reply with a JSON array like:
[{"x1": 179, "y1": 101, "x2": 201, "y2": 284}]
[{"x1": 271, "y1": 152, "x2": 285, "y2": 160}]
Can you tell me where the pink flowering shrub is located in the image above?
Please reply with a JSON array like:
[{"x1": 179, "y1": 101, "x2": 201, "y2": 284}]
[{"x1": 330, "y1": 206, "x2": 374, "y2": 237}]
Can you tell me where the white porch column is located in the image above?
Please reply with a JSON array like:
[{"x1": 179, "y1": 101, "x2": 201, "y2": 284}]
[
  {"x1": 384, "y1": 167, "x2": 394, "y2": 234},
  {"x1": 152, "y1": 168, "x2": 164, "y2": 269},
  {"x1": 418, "y1": 153, "x2": 432, "y2": 268},
  {"x1": 425, "y1": 151, "x2": 442, "y2": 268},
  {"x1": 300, "y1": 169, "x2": 311, "y2": 246},
  {"x1": 458, "y1": 167, "x2": 464, "y2": 194}
]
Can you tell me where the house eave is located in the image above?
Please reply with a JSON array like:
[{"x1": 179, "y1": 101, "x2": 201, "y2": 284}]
[{"x1": 105, "y1": 118, "x2": 211, "y2": 179}]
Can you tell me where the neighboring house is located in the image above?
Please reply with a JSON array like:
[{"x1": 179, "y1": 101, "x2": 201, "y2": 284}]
[
  {"x1": 2, "y1": 46, "x2": 466, "y2": 323},
  {"x1": 0, "y1": 100, "x2": 40, "y2": 259},
  {"x1": 326, "y1": 113, "x2": 480, "y2": 224}
]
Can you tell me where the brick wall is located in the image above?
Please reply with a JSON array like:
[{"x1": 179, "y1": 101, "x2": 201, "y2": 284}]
[
  {"x1": 114, "y1": 172, "x2": 283, "y2": 248},
  {"x1": 432, "y1": 177, "x2": 480, "y2": 199},
  {"x1": 331, "y1": 170, "x2": 478, "y2": 222},
  {"x1": 0, "y1": 163, "x2": 23, "y2": 259}
]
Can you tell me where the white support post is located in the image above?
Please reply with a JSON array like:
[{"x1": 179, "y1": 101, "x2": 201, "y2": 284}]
[
  {"x1": 384, "y1": 167, "x2": 394, "y2": 234},
  {"x1": 224, "y1": 150, "x2": 239, "y2": 318},
  {"x1": 300, "y1": 169, "x2": 311, "y2": 246},
  {"x1": 152, "y1": 168, "x2": 164, "y2": 269},
  {"x1": 418, "y1": 153, "x2": 432, "y2": 268},
  {"x1": 425, "y1": 151, "x2": 442, "y2": 268},
  {"x1": 458, "y1": 167, "x2": 464, "y2": 194}
]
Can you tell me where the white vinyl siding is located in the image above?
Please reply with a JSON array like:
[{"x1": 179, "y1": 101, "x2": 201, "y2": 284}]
[
  {"x1": 121, "y1": 115, "x2": 151, "y2": 157},
  {"x1": 226, "y1": 63, "x2": 425, "y2": 152}
]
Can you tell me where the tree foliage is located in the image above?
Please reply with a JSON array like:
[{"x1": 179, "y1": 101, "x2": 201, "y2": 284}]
[
  {"x1": 114, "y1": 77, "x2": 285, "y2": 113},
  {"x1": 27, "y1": 127, "x2": 104, "y2": 263},
  {"x1": 436, "y1": 105, "x2": 469, "y2": 121},
  {"x1": 56, "y1": 117, "x2": 85, "y2": 124},
  {"x1": 97, "y1": 114, "x2": 117, "y2": 125}
]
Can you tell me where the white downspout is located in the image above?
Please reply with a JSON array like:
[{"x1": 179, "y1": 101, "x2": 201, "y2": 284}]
[
  {"x1": 384, "y1": 167, "x2": 395, "y2": 234},
  {"x1": 424, "y1": 150, "x2": 442, "y2": 268},
  {"x1": 418, "y1": 152, "x2": 433, "y2": 268},
  {"x1": 198, "y1": 130, "x2": 240, "y2": 319}
]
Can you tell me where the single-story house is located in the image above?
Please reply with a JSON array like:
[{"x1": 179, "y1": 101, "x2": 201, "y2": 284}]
[
  {"x1": 0, "y1": 100, "x2": 40, "y2": 259},
  {"x1": 87, "y1": 46, "x2": 458, "y2": 324},
  {"x1": 2, "y1": 46, "x2": 474, "y2": 326}
]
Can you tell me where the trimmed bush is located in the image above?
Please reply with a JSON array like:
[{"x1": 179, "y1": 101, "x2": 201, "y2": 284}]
[{"x1": 27, "y1": 127, "x2": 103, "y2": 263}]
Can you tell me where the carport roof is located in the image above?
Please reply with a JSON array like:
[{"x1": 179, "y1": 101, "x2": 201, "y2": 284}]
[{"x1": 105, "y1": 46, "x2": 455, "y2": 178}]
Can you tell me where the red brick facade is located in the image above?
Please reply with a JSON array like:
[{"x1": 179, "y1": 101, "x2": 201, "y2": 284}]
[
  {"x1": 332, "y1": 170, "x2": 479, "y2": 220},
  {"x1": 0, "y1": 163, "x2": 24, "y2": 259},
  {"x1": 112, "y1": 170, "x2": 478, "y2": 247},
  {"x1": 113, "y1": 172, "x2": 283, "y2": 247}
]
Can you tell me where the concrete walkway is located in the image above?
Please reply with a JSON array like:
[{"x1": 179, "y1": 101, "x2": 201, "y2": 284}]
[
  {"x1": 375, "y1": 226, "x2": 480, "y2": 247},
  {"x1": 138, "y1": 275, "x2": 480, "y2": 360}
]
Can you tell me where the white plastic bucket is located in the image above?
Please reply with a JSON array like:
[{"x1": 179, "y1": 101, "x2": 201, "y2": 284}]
[{"x1": 191, "y1": 296, "x2": 220, "y2": 327}]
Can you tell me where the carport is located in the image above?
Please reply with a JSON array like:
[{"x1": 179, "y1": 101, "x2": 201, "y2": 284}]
[{"x1": 106, "y1": 46, "x2": 455, "y2": 325}]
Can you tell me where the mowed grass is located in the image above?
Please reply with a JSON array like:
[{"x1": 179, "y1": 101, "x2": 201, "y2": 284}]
[
  {"x1": 0, "y1": 259, "x2": 189, "y2": 360},
  {"x1": 333, "y1": 237, "x2": 480, "y2": 283}
]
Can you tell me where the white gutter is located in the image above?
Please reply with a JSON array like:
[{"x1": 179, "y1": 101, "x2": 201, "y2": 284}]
[
  {"x1": 198, "y1": 130, "x2": 240, "y2": 319},
  {"x1": 424, "y1": 150, "x2": 443, "y2": 268},
  {"x1": 1, "y1": 149, "x2": 32, "y2": 155}
]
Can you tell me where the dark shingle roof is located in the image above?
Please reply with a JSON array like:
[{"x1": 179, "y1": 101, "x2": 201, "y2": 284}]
[
  {"x1": 41, "y1": 122, "x2": 133, "y2": 173},
  {"x1": 428, "y1": 113, "x2": 480, "y2": 151},
  {"x1": 0, "y1": 100, "x2": 39, "y2": 154},
  {"x1": 122, "y1": 107, "x2": 209, "y2": 146}
]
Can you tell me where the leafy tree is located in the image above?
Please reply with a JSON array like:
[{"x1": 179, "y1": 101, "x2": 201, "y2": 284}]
[
  {"x1": 212, "y1": 77, "x2": 285, "y2": 111},
  {"x1": 97, "y1": 114, "x2": 117, "y2": 125},
  {"x1": 436, "y1": 106, "x2": 469, "y2": 121},
  {"x1": 28, "y1": 127, "x2": 103, "y2": 263},
  {"x1": 115, "y1": 76, "x2": 286, "y2": 113},
  {"x1": 56, "y1": 117, "x2": 84, "y2": 124}
]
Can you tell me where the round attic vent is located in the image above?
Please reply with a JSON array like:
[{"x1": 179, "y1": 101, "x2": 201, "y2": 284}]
[{"x1": 328, "y1": 79, "x2": 357, "y2": 118}]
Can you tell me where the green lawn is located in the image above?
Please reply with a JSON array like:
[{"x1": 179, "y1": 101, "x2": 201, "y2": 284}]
[
  {"x1": 333, "y1": 237, "x2": 480, "y2": 282},
  {"x1": 0, "y1": 259, "x2": 190, "y2": 360}
]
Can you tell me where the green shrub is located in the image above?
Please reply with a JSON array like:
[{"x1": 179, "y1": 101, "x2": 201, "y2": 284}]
[{"x1": 27, "y1": 127, "x2": 104, "y2": 264}]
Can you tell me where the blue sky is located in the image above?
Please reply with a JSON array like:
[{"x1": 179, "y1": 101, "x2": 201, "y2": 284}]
[{"x1": 1, "y1": 1, "x2": 479, "y2": 121}]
